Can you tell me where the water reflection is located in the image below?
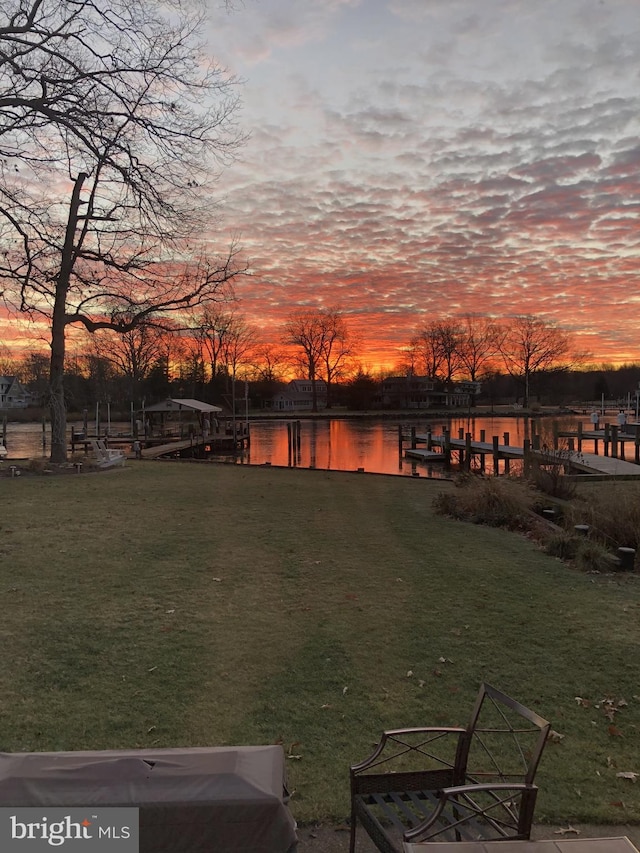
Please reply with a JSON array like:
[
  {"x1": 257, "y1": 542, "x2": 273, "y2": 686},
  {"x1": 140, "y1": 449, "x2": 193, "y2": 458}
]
[{"x1": 2, "y1": 414, "x2": 626, "y2": 478}]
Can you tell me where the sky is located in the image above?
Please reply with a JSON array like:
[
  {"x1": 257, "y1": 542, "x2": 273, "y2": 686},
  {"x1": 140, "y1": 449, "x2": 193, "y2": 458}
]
[{"x1": 205, "y1": 0, "x2": 640, "y2": 370}]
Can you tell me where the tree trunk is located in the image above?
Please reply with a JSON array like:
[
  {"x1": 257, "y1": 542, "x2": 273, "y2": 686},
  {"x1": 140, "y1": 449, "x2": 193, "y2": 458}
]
[{"x1": 49, "y1": 173, "x2": 87, "y2": 463}]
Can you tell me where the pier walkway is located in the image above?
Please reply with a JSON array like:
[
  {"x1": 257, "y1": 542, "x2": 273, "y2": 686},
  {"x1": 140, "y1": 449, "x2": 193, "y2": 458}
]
[{"x1": 405, "y1": 431, "x2": 640, "y2": 480}]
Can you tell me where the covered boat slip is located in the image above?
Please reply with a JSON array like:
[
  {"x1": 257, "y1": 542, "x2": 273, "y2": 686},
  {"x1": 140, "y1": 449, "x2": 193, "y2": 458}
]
[{"x1": 0, "y1": 745, "x2": 297, "y2": 853}]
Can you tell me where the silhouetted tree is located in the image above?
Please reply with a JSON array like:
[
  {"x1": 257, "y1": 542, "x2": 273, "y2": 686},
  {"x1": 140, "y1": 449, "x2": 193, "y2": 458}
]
[
  {"x1": 284, "y1": 308, "x2": 353, "y2": 410},
  {"x1": 0, "y1": 0, "x2": 245, "y2": 460},
  {"x1": 498, "y1": 315, "x2": 571, "y2": 407}
]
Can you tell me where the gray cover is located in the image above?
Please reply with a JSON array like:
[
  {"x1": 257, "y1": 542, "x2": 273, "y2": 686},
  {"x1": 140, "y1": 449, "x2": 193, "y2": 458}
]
[{"x1": 0, "y1": 745, "x2": 297, "y2": 853}]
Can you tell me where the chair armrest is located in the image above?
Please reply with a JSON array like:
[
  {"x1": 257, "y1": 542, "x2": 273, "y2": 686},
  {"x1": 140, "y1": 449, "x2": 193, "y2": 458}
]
[
  {"x1": 403, "y1": 782, "x2": 538, "y2": 843},
  {"x1": 350, "y1": 727, "x2": 466, "y2": 775}
]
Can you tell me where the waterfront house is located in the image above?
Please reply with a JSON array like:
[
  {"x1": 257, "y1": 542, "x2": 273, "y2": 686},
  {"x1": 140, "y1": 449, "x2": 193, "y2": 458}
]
[
  {"x1": 381, "y1": 375, "x2": 475, "y2": 409},
  {"x1": 271, "y1": 379, "x2": 328, "y2": 411},
  {"x1": 0, "y1": 375, "x2": 32, "y2": 408}
]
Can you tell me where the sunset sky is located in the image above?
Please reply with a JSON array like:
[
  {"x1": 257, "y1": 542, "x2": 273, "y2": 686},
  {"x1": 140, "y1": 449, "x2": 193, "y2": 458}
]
[{"x1": 206, "y1": 0, "x2": 640, "y2": 370}]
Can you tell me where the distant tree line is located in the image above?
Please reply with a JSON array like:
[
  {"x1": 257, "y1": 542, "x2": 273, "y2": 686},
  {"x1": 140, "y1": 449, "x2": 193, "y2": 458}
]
[{"x1": 2, "y1": 307, "x2": 640, "y2": 415}]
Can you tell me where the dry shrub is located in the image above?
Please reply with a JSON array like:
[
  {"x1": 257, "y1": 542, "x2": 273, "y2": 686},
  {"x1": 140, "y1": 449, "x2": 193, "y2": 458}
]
[
  {"x1": 434, "y1": 475, "x2": 537, "y2": 530},
  {"x1": 528, "y1": 462, "x2": 577, "y2": 500},
  {"x1": 574, "y1": 539, "x2": 616, "y2": 573},
  {"x1": 545, "y1": 532, "x2": 581, "y2": 561},
  {"x1": 567, "y1": 484, "x2": 640, "y2": 550}
]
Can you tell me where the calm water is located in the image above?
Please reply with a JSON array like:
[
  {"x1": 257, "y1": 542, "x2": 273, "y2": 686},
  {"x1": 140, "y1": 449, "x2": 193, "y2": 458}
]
[{"x1": 1, "y1": 414, "x2": 619, "y2": 477}]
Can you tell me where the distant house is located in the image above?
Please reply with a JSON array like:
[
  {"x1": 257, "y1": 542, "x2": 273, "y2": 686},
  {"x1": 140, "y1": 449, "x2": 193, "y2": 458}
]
[
  {"x1": 0, "y1": 376, "x2": 32, "y2": 408},
  {"x1": 381, "y1": 375, "x2": 475, "y2": 409},
  {"x1": 271, "y1": 379, "x2": 328, "y2": 411}
]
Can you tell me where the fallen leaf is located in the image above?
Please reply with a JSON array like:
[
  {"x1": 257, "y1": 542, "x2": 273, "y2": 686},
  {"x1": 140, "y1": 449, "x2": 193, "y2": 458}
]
[
  {"x1": 606, "y1": 757, "x2": 616, "y2": 768},
  {"x1": 342, "y1": 686, "x2": 348, "y2": 695},
  {"x1": 554, "y1": 827, "x2": 580, "y2": 836},
  {"x1": 406, "y1": 670, "x2": 413, "y2": 677},
  {"x1": 432, "y1": 668, "x2": 442, "y2": 677},
  {"x1": 548, "y1": 730, "x2": 565, "y2": 743},
  {"x1": 609, "y1": 801, "x2": 625, "y2": 809},
  {"x1": 575, "y1": 697, "x2": 591, "y2": 707},
  {"x1": 165, "y1": 609, "x2": 175, "y2": 614},
  {"x1": 418, "y1": 680, "x2": 425, "y2": 688},
  {"x1": 608, "y1": 725, "x2": 623, "y2": 737},
  {"x1": 616, "y1": 772, "x2": 638, "y2": 782},
  {"x1": 321, "y1": 704, "x2": 332, "y2": 710},
  {"x1": 212, "y1": 577, "x2": 222, "y2": 582}
]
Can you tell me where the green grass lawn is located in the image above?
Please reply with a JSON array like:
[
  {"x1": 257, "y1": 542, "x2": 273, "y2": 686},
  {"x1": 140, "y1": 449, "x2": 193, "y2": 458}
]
[{"x1": 1, "y1": 462, "x2": 638, "y2": 825}]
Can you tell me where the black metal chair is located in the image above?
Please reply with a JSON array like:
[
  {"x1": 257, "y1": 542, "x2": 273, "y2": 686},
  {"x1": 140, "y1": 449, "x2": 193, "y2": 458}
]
[{"x1": 350, "y1": 683, "x2": 551, "y2": 853}]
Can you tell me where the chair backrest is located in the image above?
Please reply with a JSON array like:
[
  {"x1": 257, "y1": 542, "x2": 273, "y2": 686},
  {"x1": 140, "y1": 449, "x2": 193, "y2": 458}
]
[{"x1": 456, "y1": 683, "x2": 551, "y2": 786}]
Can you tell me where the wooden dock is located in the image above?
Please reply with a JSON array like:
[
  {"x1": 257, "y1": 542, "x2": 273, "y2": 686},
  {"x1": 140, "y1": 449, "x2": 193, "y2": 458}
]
[
  {"x1": 402, "y1": 426, "x2": 640, "y2": 480},
  {"x1": 70, "y1": 425, "x2": 250, "y2": 460}
]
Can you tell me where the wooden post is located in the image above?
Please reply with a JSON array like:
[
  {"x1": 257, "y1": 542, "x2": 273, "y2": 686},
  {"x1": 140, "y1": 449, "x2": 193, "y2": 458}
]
[
  {"x1": 568, "y1": 438, "x2": 575, "y2": 452},
  {"x1": 458, "y1": 427, "x2": 464, "y2": 440},
  {"x1": 398, "y1": 424, "x2": 403, "y2": 456},
  {"x1": 523, "y1": 438, "x2": 530, "y2": 477},
  {"x1": 480, "y1": 429, "x2": 485, "y2": 443},
  {"x1": 611, "y1": 424, "x2": 618, "y2": 459},
  {"x1": 604, "y1": 423, "x2": 610, "y2": 457},
  {"x1": 465, "y1": 432, "x2": 472, "y2": 471},
  {"x1": 443, "y1": 428, "x2": 451, "y2": 467},
  {"x1": 577, "y1": 422, "x2": 583, "y2": 452},
  {"x1": 2, "y1": 416, "x2": 7, "y2": 449},
  {"x1": 503, "y1": 431, "x2": 510, "y2": 446},
  {"x1": 533, "y1": 433, "x2": 540, "y2": 450},
  {"x1": 426, "y1": 428, "x2": 432, "y2": 451},
  {"x1": 42, "y1": 417, "x2": 46, "y2": 454},
  {"x1": 552, "y1": 421, "x2": 559, "y2": 450},
  {"x1": 635, "y1": 432, "x2": 640, "y2": 464},
  {"x1": 492, "y1": 436, "x2": 499, "y2": 476},
  {"x1": 411, "y1": 426, "x2": 417, "y2": 449}
]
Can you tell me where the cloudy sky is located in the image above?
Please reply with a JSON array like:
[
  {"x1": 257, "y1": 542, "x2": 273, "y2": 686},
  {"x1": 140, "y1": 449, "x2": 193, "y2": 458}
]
[{"x1": 206, "y1": 0, "x2": 640, "y2": 370}]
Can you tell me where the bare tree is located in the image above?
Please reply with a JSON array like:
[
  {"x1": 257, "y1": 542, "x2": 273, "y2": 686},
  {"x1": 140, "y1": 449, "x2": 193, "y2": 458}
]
[
  {"x1": 0, "y1": 0, "x2": 245, "y2": 461},
  {"x1": 498, "y1": 315, "x2": 571, "y2": 407},
  {"x1": 317, "y1": 309, "x2": 354, "y2": 408},
  {"x1": 284, "y1": 308, "x2": 353, "y2": 411},
  {"x1": 434, "y1": 319, "x2": 464, "y2": 383},
  {"x1": 87, "y1": 322, "x2": 169, "y2": 403},
  {"x1": 457, "y1": 315, "x2": 504, "y2": 383},
  {"x1": 410, "y1": 322, "x2": 445, "y2": 379},
  {"x1": 250, "y1": 344, "x2": 289, "y2": 384},
  {"x1": 188, "y1": 307, "x2": 237, "y2": 385}
]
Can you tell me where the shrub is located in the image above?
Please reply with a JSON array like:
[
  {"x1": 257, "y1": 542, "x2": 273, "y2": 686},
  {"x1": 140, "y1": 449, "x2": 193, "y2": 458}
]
[
  {"x1": 574, "y1": 539, "x2": 616, "y2": 573},
  {"x1": 434, "y1": 475, "x2": 537, "y2": 531},
  {"x1": 528, "y1": 462, "x2": 578, "y2": 500},
  {"x1": 567, "y1": 484, "x2": 640, "y2": 550},
  {"x1": 545, "y1": 532, "x2": 581, "y2": 561}
]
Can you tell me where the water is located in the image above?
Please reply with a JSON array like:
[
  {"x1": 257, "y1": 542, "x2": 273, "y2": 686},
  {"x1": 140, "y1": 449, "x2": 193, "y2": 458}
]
[{"x1": 1, "y1": 414, "x2": 616, "y2": 477}]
